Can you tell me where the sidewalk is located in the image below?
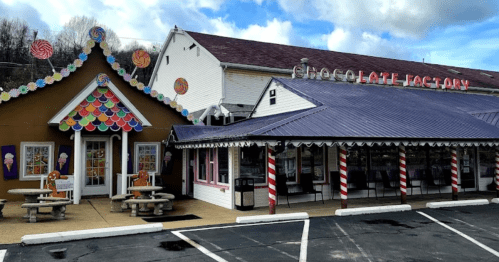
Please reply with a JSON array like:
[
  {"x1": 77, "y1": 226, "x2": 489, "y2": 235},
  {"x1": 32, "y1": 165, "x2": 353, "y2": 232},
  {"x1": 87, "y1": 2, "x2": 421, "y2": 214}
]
[{"x1": 1, "y1": 191, "x2": 497, "y2": 244}]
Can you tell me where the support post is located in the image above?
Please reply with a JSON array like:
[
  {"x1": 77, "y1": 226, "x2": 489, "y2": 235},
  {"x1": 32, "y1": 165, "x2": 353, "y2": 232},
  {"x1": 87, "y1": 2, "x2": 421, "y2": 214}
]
[
  {"x1": 121, "y1": 130, "x2": 128, "y2": 195},
  {"x1": 496, "y1": 150, "x2": 499, "y2": 198},
  {"x1": 268, "y1": 146, "x2": 276, "y2": 214},
  {"x1": 73, "y1": 131, "x2": 82, "y2": 204},
  {"x1": 451, "y1": 147, "x2": 458, "y2": 200},
  {"x1": 399, "y1": 145, "x2": 407, "y2": 204},
  {"x1": 339, "y1": 146, "x2": 348, "y2": 209}
]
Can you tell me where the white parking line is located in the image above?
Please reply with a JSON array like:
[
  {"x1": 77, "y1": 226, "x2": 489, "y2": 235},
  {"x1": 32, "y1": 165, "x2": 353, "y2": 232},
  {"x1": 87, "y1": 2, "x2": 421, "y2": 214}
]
[
  {"x1": 0, "y1": 250, "x2": 6, "y2": 262},
  {"x1": 171, "y1": 231, "x2": 228, "y2": 262},
  {"x1": 175, "y1": 219, "x2": 304, "y2": 233},
  {"x1": 299, "y1": 219, "x2": 310, "y2": 262},
  {"x1": 417, "y1": 211, "x2": 499, "y2": 258},
  {"x1": 335, "y1": 222, "x2": 373, "y2": 262}
]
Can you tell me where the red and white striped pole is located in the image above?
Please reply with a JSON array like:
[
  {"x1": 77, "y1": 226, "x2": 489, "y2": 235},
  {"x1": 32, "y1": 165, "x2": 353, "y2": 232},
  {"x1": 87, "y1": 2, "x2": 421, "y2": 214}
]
[
  {"x1": 268, "y1": 147, "x2": 276, "y2": 214},
  {"x1": 339, "y1": 146, "x2": 348, "y2": 209},
  {"x1": 451, "y1": 147, "x2": 458, "y2": 200},
  {"x1": 495, "y1": 150, "x2": 499, "y2": 198},
  {"x1": 399, "y1": 145, "x2": 407, "y2": 204}
]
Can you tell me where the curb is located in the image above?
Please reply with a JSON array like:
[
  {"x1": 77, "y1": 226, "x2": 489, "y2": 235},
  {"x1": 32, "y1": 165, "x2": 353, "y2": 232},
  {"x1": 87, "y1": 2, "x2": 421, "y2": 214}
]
[
  {"x1": 426, "y1": 199, "x2": 489, "y2": 208},
  {"x1": 236, "y1": 212, "x2": 309, "y2": 224},
  {"x1": 490, "y1": 198, "x2": 499, "y2": 204},
  {"x1": 21, "y1": 223, "x2": 164, "y2": 245},
  {"x1": 335, "y1": 204, "x2": 412, "y2": 216}
]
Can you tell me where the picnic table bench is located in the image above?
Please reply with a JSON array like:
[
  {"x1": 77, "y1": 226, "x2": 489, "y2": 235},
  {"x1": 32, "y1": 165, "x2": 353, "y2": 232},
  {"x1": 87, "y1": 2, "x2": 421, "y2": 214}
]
[
  {"x1": 124, "y1": 198, "x2": 169, "y2": 217},
  {"x1": 21, "y1": 201, "x2": 72, "y2": 223},
  {"x1": 110, "y1": 194, "x2": 134, "y2": 212},
  {"x1": 152, "y1": 193, "x2": 175, "y2": 210},
  {"x1": 38, "y1": 197, "x2": 70, "y2": 202}
]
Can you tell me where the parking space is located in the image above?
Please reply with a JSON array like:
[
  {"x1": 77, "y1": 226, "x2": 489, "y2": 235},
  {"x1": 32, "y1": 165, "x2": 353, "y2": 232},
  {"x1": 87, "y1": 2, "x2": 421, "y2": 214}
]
[{"x1": 2, "y1": 204, "x2": 499, "y2": 261}]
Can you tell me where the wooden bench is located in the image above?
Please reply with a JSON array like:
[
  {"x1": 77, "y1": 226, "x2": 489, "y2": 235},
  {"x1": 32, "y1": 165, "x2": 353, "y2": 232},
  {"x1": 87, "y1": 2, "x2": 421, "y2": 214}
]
[
  {"x1": 152, "y1": 193, "x2": 175, "y2": 210},
  {"x1": 21, "y1": 201, "x2": 72, "y2": 223},
  {"x1": 0, "y1": 199, "x2": 6, "y2": 218},
  {"x1": 124, "y1": 198, "x2": 169, "y2": 217},
  {"x1": 110, "y1": 194, "x2": 134, "y2": 212}
]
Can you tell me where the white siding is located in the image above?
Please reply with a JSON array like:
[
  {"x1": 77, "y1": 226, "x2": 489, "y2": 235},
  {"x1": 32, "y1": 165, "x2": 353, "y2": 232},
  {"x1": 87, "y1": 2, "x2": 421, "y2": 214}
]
[
  {"x1": 252, "y1": 80, "x2": 316, "y2": 118},
  {"x1": 193, "y1": 184, "x2": 232, "y2": 209},
  {"x1": 224, "y1": 69, "x2": 289, "y2": 105},
  {"x1": 151, "y1": 32, "x2": 222, "y2": 113}
]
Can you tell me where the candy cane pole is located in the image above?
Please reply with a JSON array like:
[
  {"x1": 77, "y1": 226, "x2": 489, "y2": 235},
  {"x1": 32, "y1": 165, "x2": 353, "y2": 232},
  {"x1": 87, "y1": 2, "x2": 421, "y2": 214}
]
[
  {"x1": 495, "y1": 150, "x2": 499, "y2": 198},
  {"x1": 268, "y1": 147, "x2": 276, "y2": 214},
  {"x1": 340, "y1": 146, "x2": 348, "y2": 209},
  {"x1": 451, "y1": 147, "x2": 458, "y2": 200},
  {"x1": 399, "y1": 145, "x2": 407, "y2": 204}
]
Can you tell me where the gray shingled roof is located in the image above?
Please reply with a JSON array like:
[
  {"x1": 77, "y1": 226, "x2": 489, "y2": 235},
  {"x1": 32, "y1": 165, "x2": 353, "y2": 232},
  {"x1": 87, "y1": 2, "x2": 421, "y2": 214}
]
[{"x1": 187, "y1": 31, "x2": 499, "y2": 89}]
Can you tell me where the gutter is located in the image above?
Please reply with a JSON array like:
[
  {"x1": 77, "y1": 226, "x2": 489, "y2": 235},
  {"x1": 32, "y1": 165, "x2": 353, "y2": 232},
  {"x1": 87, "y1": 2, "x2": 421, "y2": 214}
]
[{"x1": 220, "y1": 62, "x2": 293, "y2": 74}]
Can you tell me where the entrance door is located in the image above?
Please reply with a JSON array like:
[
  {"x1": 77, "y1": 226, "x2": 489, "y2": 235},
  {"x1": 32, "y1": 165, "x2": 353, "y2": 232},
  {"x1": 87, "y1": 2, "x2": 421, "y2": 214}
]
[
  {"x1": 460, "y1": 147, "x2": 476, "y2": 191},
  {"x1": 82, "y1": 138, "x2": 110, "y2": 196},
  {"x1": 187, "y1": 149, "x2": 194, "y2": 197}
]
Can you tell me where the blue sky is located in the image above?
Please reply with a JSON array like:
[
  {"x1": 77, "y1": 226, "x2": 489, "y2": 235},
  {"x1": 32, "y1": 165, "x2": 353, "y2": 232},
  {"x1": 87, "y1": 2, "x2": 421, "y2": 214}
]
[{"x1": 1, "y1": 0, "x2": 499, "y2": 71}]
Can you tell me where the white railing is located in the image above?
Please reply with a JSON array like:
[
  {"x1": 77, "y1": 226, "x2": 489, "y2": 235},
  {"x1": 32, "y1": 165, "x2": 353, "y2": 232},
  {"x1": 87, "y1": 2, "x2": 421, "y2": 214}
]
[{"x1": 40, "y1": 175, "x2": 74, "y2": 202}]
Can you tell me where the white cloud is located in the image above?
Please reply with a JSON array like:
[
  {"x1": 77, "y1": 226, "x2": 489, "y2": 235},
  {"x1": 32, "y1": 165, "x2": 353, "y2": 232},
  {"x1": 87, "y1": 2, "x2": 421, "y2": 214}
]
[
  {"x1": 209, "y1": 18, "x2": 293, "y2": 45},
  {"x1": 278, "y1": 0, "x2": 498, "y2": 39}
]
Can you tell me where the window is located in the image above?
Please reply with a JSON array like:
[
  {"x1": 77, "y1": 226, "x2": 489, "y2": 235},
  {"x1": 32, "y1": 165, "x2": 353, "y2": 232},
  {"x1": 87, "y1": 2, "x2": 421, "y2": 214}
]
[
  {"x1": 301, "y1": 145, "x2": 324, "y2": 182},
  {"x1": 240, "y1": 146, "x2": 266, "y2": 184},
  {"x1": 218, "y1": 148, "x2": 229, "y2": 184},
  {"x1": 209, "y1": 148, "x2": 215, "y2": 183},
  {"x1": 269, "y1": 89, "x2": 276, "y2": 105},
  {"x1": 198, "y1": 149, "x2": 207, "y2": 181},
  {"x1": 134, "y1": 142, "x2": 160, "y2": 173},
  {"x1": 166, "y1": 55, "x2": 169, "y2": 65},
  {"x1": 20, "y1": 142, "x2": 55, "y2": 181},
  {"x1": 276, "y1": 147, "x2": 297, "y2": 183},
  {"x1": 479, "y1": 147, "x2": 495, "y2": 178}
]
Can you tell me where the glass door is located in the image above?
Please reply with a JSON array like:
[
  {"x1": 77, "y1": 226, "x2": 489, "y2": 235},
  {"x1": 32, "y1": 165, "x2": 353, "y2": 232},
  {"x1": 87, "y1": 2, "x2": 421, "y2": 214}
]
[
  {"x1": 82, "y1": 138, "x2": 110, "y2": 196},
  {"x1": 460, "y1": 147, "x2": 476, "y2": 191}
]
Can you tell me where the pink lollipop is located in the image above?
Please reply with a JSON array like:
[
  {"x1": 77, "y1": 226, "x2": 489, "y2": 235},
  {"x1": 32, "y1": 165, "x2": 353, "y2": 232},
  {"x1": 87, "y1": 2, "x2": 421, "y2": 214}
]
[{"x1": 30, "y1": 40, "x2": 53, "y2": 59}]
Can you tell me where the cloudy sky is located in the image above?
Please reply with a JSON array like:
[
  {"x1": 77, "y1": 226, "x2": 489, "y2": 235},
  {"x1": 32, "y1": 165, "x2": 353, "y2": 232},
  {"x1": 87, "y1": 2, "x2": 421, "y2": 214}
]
[{"x1": 2, "y1": 0, "x2": 499, "y2": 71}]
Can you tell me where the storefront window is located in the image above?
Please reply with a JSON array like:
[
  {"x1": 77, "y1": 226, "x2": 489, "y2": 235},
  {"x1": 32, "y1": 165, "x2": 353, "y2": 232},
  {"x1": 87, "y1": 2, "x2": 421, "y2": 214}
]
[
  {"x1": 405, "y1": 147, "x2": 427, "y2": 180},
  {"x1": 429, "y1": 147, "x2": 452, "y2": 180},
  {"x1": 20, "y1": 142, "x2": 55, "y2": 180},
  {"x1": 218, "y1": 148, "x2": 229, "y2": 183},
  {"x1": 198, "y1": 149, "x2": 206, "y2": 181},
  {"x1": 346, "y1": 146, "x2": 368, "y2": 181},
  {"x1": 240, "y1": 146, "x2": 266, "y2": 184},
  {"x1": 301, "y1": 145, "x2": 324, "y2": 182},
  {"x1": 370, "y1": 146, "x2": 398, "y2": 181},
  {"x1": 479, "y1": 147, "x2": 495, "y2": 178},
  {"x1": 276, "y1": 147, "x2": 297, "y2": 183}
]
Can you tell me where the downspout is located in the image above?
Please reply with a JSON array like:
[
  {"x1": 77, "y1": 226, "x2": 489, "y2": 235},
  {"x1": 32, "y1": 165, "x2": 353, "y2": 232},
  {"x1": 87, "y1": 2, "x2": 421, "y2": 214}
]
[
  {"x1": 199, "y1": 104, "x2": 223, "y2": 122},
  {"x1": 109, "y1": 134, "x2": 121, "y2": 197}
]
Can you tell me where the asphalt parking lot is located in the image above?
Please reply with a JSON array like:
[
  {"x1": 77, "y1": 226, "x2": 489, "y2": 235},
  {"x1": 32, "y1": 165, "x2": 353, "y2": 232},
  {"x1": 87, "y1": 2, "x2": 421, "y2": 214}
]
[{"x1": 2, "y1": 204, "x2": 499, "y2": 261}]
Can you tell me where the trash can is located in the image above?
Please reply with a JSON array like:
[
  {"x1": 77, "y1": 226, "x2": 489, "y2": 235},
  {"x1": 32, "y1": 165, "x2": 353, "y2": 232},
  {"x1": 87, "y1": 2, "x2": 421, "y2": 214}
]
[{"x1": 235, "y1": 178, "x2": 254, "y2": 210}]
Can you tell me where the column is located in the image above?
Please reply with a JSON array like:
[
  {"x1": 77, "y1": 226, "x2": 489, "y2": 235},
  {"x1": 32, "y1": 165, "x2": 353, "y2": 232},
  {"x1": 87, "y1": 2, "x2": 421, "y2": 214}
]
[
  {"x1": 399, "y1": 145, "x2": 407, "y2": 204},
  {"x1": 121, "y1": 130, "x2": 128, "y2": 195},
  {"x1": 268, "y1": 146, "x2": 276, "y2": 214},
  {"x1": 339, "y1": 146, "x2": 348, "y2": 209},
  {"x1": 451, "y1": 147, "x2": 458, "y2": 200},
  {"x1": 73, "y1": 131, "x2": 82, "y2": 204}
]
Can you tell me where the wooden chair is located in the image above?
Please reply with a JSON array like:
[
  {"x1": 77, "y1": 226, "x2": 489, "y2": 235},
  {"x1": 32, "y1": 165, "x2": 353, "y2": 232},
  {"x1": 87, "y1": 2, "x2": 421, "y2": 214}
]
[{"x1": 380, "y1": 171, "x2": 398, "y2": 197}]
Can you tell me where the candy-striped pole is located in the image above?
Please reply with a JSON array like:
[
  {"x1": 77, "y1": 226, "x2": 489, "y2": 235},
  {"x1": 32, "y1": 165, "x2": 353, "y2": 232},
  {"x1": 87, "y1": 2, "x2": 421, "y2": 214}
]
[
  {"x1": 451, "y1": 148, "x2": 458, "y2": 200},
  {"x1": 399, "y1": 145, "x2": 407, "y2": 204},
  {"x1": 268, "y1": 147, "x2": 276, "y2": 214},
  {"x1": 340, "y1": 146, "x2": 348, "y2": 209},
  {"x1": 496, "y1": 150, "x2": 499, "y2": 198}
]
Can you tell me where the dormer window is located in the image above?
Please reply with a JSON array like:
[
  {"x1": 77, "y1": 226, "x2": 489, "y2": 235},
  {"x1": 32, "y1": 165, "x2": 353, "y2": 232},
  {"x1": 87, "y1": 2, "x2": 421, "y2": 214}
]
[{"x1": 269, "y1": 89, "x2": 276, "y2": 105}]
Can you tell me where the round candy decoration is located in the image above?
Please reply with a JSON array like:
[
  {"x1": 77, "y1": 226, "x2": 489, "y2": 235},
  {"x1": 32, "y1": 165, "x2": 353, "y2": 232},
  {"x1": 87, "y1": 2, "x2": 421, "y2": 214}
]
[
  {"x1": 27, "y1": 82, "x2": 37, "y2": 91},
  {"x1": 9, "y1": 88, "x2": 19, "y2": 98},
  {"x1": 187, "y1": 114, "x2": 194, "y2": 121},
  {"x1": 1, "y1": 92, "x2": 10, "y2": 102},
  {"x1": 30, "y1": 39, "x2": 53, "y2": 59},
  {"x1": 86, "y1": 40, "x2": 95, "y2": 48},
  {"x1": 107, "y1": 56, "x2": 115, "y2": 64},
  {"x1": 174, "y1": 78, "x2": 188, "y2": 95},
  {"x1": 117, "y1": 68, "x2": 126, "y2": 76},
  {"x1": 150, "y1": 90, "x2": 158, "y2": 97},
  {"x1": 61, "y1": 68, "x2": 70, "y2": 77},
  {"x1": 130, "y1": 79, "x2": 138, "y2": 87},
  {"x1": 103, "y1": 49, "x2": 111, "y2": 57},
  {"x1": 132, "y1": 49, "x2": 151, "y2": 68},
  {"x1": 97, "y1": 73, "x2": 110, "y2": 87},
  {"x1": 100, "y1": 41, "x2": 108, "y2": 49},
  {"x1": 83, "y1": 46, "x2": 92, "y2": 54},
  {"x1": 67, "y1": 64, "x2": 77, "y2": 72},
  {"x1": 53, "y1": 73, "x2": 62, "y2": 81},
  {"x1": 44, "y1": 76, "x2": 54, "y2": 84},
  {"x1": 89, "y1": 26, "x2": 106, "y2": 43},
  {"x1": 112, "y1": 62, "x2": 120, "y2": 70},
  {"x1": 19, "y1": 85, "x2": 29, "y2": 94},
  {"x1": 36, "y1": 79, "x2": 46, "y2": 88},
  {"x1": 79, "y1": 53, "x2": 88, "y2": 61},
  {"x1": 136, "y1": 82, "x2": 145, "y2": 90},
  {"x1": 74, "y1": 59, "x2": 83, "y2": 67},
  {"x1": 123, "y1": 74, "x2": 131, "y2": 82}
]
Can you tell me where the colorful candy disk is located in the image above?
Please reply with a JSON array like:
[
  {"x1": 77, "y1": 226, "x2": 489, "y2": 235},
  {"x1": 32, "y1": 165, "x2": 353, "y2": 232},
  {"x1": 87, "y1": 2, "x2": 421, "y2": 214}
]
[
  {"x1": 174, "y1": 78, "x2": 189, "y2": 95},
  {"x1": 89, "y1": 26, "x2": 106, "y2": 43},
  {"x1": 97, "y1": 73, "x2": 110, "y2": 87},
  {"x1": 30, "y1": 40, "x2": 53, "y2": 59},
  {"x1": 132, "y1": 49, "x2": 151, "y2": 68}
]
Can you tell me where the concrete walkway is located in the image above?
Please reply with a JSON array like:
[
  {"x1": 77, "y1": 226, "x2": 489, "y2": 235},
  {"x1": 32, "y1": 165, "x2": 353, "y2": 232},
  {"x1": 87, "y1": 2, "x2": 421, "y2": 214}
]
[{"x1": 0, "y1": 191, "x2": 497, "y2": 244}]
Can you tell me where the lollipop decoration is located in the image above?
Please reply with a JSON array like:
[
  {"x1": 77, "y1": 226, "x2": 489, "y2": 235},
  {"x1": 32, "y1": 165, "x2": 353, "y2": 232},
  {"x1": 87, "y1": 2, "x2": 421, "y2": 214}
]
[
  {"x1": 89, "y1": 26, "x2": 106, "y2": 43},
  {"x1": 173, "y1": 78, "x2": 189, "y2": 101},
  {"x1": 97, "y1": 73, "x2": 110, "y2": 87},
  {"x1": 30, "y1": 39, "x2": 56, "y2": 72},
  {"x1": 130, "y1": 49, "x2": 151, "y2": 77}
]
